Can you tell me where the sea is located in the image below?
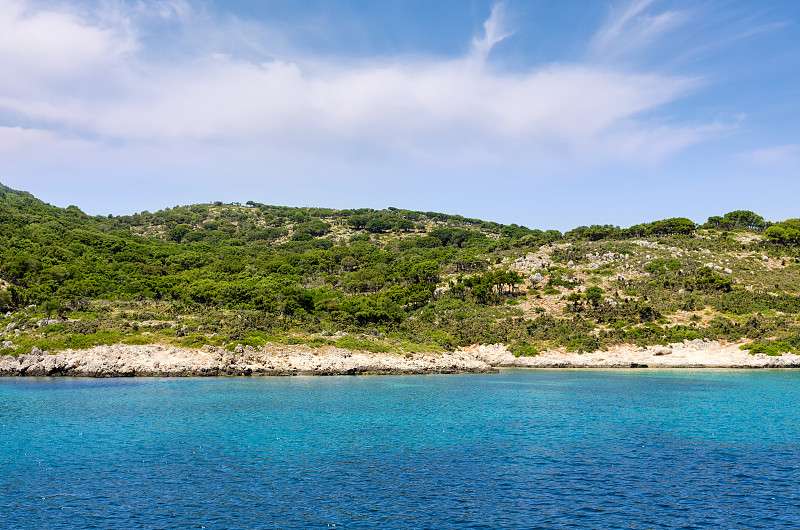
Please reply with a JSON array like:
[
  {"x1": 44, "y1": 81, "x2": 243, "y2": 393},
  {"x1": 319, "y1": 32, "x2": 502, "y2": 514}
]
[{"x1": 1, "y1": 369, "x2": 799, "y2": 529}]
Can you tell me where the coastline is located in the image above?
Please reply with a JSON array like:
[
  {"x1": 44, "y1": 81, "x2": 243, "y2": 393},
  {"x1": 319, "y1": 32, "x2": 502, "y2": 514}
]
[
  {"x1": 1, "y1": 339, "x2": 799, "y2": 377},
  {"x1": 462, "y1": 339, "x2": 800, "y2": 369},
  {"x1": 0, "y1": 343, "x2": 496, "y2": 377}
]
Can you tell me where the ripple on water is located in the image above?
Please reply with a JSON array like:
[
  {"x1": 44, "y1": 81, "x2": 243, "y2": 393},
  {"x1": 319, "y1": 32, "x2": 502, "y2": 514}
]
[{"x1": 0, "y1": 371, "x2": 799, "y2": 528}]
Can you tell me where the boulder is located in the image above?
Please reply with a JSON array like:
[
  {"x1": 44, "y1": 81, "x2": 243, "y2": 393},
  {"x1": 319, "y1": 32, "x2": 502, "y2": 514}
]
[{"x1": 651, "y1": 346, "x2": 672, "y2": 356}]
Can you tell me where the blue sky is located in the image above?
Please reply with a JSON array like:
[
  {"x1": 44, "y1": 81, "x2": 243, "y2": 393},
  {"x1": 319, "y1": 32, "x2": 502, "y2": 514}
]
[{"x1": 0, "y1": 0, "x2": 798, "y2": 231}]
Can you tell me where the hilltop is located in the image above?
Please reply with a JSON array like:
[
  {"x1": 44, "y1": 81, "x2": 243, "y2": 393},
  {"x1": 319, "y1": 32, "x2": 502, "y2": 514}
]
[{"x1": 1, "y1": 182, "x2": 800, "y2": 366}]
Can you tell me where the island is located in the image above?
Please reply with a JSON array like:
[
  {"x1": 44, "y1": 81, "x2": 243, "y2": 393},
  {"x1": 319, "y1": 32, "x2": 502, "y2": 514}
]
[{"x1": 1, "y1": 182, "x2": 799, "y2": 376}]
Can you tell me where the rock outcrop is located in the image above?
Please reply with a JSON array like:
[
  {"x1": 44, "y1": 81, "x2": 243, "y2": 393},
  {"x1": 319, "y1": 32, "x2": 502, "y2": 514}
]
[
  {"x1": 459, "y1": 340, "x2": 800, "y2": 369},
  {"x1": 0, "y1": 343, "x2": 496, "y2": 377},
  {"x1": 3, "y1": 339, "x2": 799, "y2": 377}
]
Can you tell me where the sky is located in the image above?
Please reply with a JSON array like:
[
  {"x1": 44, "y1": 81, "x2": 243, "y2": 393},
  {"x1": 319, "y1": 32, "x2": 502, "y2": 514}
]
[{"x1": 0, "y1": 0, "x2": 798, "y2": 231}]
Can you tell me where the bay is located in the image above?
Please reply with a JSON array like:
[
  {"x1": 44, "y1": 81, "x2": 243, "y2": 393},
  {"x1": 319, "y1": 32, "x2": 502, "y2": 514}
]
[{"x1": 1, "y1": 369, "x2": 799, "y2": 528}]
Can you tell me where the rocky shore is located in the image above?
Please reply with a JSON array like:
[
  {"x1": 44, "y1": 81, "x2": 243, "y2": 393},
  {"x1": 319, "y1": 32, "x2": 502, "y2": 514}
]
[
  {"x1": 1, "y1": 339, "x2": 799, "y2": 377},
  {"x1": 0, "y1": 343, "x2": 495, "y2": 377},
  {"x1": 462, "y1": 339, "x2": 800, "y2": 369}
]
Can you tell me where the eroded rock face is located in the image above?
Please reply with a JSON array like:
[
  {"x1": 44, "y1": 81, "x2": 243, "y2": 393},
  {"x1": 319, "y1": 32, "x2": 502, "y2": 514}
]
[
  {"x1": 460, "y1": 340, "x2": 800, "y2": 369},
  {"x1": 0, "y1": 344, "x2": 496, "y2": 377},
  {"x1": 530, "y1": 273, "x2": 545, "y2": 285},
  {"x1": 3, "y1": 339, "x2": 799, "y2": 377},
  {"x1": 651, "y1": 346, "x2": 672, "y2": 356}
]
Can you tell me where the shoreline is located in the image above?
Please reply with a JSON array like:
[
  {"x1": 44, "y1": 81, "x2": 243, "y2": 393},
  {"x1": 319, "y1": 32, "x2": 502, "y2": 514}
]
[
  {"x1": 462, "y1": 340, "x2": 800, "y2": 369},
  {"x1": 0, "y1": 343, "x2": 496, "y2": 377},
  {"x1": 1, "y1": 339, "x2": 799, "y2": 377}
]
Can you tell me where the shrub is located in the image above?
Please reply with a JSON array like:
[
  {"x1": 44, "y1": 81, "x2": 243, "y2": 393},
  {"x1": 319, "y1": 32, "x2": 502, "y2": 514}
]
[
  {"x1": 739, "y1": 341, "x2": 794, "y2": 356},
  {"x1": 585, "y1": 286, "x2": 604, "y2": 305},
  {"x1": 509, "y1": 343, "x2": 539, "y2": 357}
]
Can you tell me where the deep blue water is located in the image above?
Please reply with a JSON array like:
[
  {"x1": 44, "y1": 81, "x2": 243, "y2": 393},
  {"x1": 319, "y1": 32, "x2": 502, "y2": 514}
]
[{"x1": 1, "y1": 370, "x2": 799, "y2": 529}]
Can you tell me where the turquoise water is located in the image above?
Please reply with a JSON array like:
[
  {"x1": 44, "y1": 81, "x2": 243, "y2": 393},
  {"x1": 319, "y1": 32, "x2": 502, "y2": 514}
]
[{"x1": 1, "y1": 370, "x2": 799, "y2": 528}]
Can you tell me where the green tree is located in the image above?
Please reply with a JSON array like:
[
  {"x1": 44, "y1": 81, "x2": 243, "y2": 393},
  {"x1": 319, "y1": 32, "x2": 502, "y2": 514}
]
[
  {"x1": 365, "y1": 217, "x2": 393, "y2": 233},
  {"x1": 168, "y1": 224, "x2": 192, "y2": 243},
  {"x1": 765, "y1": 219, "x2": 800, "y2": 244},
  {"x1": 585, "y1": 286, "x2": 604, "y2": 306},
  {"x1": 722, "y1": 210, "x2": 766, "y2": 230},
  {"x1": 0, "y1": 290, "x2": 12, "y2": 310}
]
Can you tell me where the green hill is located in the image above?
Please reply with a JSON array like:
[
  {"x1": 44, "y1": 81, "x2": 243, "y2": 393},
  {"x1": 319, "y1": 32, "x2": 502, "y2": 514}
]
[{"x1": 1, "y1": 182, "x2": 799, "y2": 356}]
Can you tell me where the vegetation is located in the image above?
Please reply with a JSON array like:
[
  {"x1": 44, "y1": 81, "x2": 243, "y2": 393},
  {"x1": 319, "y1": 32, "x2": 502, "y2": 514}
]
[
  {"x1": 739, "y1": 341, "x2": 795, "y2": 356},
  {"x1": 1, "y1": 183, "x2": 800, "y2": 356}
]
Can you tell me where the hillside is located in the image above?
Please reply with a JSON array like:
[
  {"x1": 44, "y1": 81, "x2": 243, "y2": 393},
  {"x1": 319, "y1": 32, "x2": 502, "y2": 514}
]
[{"x1": 1, "y1": 182, "x2": 799, "y2": 359}]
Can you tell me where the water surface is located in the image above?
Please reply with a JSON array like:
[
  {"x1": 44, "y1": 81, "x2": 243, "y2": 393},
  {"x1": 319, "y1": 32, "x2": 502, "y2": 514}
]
[{"x1": 1, "y1": 369, "x2": 798, "y2": 528}]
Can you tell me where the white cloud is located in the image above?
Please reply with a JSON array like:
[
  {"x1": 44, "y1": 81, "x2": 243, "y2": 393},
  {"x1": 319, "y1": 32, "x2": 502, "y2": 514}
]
[
  {"x1": 589, "y1": 0, "x2": 688, "y2": 63},
  {"x1": 0, "y1": 0, "x2": 719, "y2": 183},
  {"x1": 137, "y1": 0, "x2": 193, "y2": 22},
  {"x1": 470, "y1": 3, "x2": 513, "y2": 63},
  {"x1": 0, "y1": 125, "x2": 87, "y2": 155},
  {"x1": 0, "y1": 0, "x2": 136, "y2": 84}
]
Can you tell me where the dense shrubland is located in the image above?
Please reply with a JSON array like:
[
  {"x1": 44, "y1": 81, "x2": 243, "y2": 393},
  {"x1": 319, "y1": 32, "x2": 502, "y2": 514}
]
[{"x1": 1, "y1": 182, "x2": 799, "y2": 356}]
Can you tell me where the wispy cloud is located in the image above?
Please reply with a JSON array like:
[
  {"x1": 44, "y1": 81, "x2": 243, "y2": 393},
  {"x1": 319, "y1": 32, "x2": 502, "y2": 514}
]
[
  {"x1": 470, "y1": 3, "x2": 514, "y2": 63},
  {"x1": 739, "y1": 144, "x2": 800, "y2": 170},
  {"x1": 589, "y1": 0, "x2": 689, "y2": 63},
  {"x1": 141, "y1": 0, "x2": 193, "y2": 22},
  {"x1": 0, "y1": 0, "x2": 722, "y2": 188}
]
